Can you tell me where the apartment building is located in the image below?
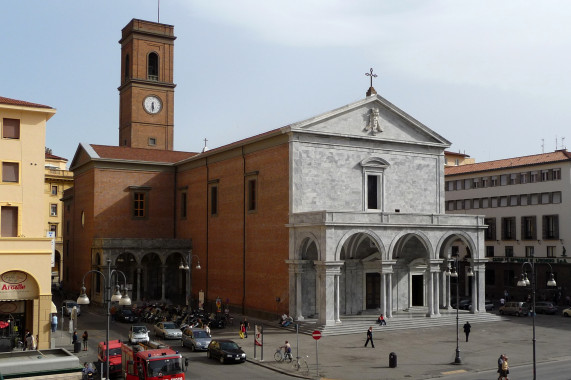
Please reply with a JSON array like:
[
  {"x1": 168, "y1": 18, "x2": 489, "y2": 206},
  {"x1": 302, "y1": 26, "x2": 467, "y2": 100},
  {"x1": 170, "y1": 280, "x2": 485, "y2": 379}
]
[{"x1": 445, "y1": 150, "x2": 570, "y2": 302}]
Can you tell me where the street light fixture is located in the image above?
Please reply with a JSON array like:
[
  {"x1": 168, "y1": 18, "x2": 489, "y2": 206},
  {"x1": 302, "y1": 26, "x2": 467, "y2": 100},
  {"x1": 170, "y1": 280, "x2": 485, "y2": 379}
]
[
  {"x1": 77, "y1": 258, "x2": 131, "y2": 379},
  {"x1": 516, "y1": 255, "x2": 556, "y2": 380},
  {"x1": 448, "y1": 256, "x2": 473, "y2": 365},
  {"x1": 179, "y1": 251, "x2": 201, "y2": 307}
]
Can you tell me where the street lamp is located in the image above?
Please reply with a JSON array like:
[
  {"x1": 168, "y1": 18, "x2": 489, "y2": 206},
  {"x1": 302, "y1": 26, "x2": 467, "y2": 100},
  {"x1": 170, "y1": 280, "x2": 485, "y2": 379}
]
[
  {"x1": 179, "y1": 251, "x2": 201, "y2": 308},
  {"x1": 448, "y1": 256, "x2": 473, "y2": 365},
  {"x1": 77, "y1": 258, "x2": 131, "y2": 379},
  {"x1": 516, "y1": 255, "x2": 556, "y2": 380}
]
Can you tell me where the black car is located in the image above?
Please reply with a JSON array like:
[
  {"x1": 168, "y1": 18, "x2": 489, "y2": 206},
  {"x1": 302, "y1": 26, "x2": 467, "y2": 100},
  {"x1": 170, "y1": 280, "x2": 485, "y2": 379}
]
[
  {"x1": 207, "y1": 339, "x2": 246, "y2": 364},
  {"x1": 534, "y1": 301, "x2": 558, "y2": 315},
  {"x1": 116, "y1": 308, "x2": 139, "y2": 323}
]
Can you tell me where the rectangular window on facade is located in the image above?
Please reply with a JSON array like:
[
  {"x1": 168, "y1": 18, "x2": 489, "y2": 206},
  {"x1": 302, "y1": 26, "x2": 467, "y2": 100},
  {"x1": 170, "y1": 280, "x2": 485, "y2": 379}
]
[
  {"x1": 525, "y1": 246, "x2": 534, "y2": 258},
  {"x1": 505, "y1": 246, "x2": 514, "y2": 257},
  {"x1": 464, "y1": 179, "x2": 471, "y2": 190},
  {"x1": 547, "y1": 246, "x2": 556, "y2": 258},
  {"x1": 541, "y1": 170, "x2": 549, "y2": 181},
  {"x1": 504, "y1": 270, "x2": 515, "y2": 286},
  {"x1": 49, "y1": 224, "x2": 57, "y2": 237},
  {"x1": 500, "y1": 175, "x2": 508, "y2": 186},
  {"x1": 2, "y1": 162, "x2": 19, "y2": 183},
  {"x1": 541, "y1": 193, "x2": 550, "y2": 204},
  {"x1": 520, "y1": 194, "x2": 529, "y2": 206},
  {"x1": 180, "y1": 192, "x2": 187, "y2": 219},
  {"x1": 482, "y1": 198, "x2": 490, "y2": 208},
  {"x1": 446, "y1": 201, "x2": 454, "y2": 211},
  {"x1": 485, "y1": 246, "x2": 494, "y2": 257},
  {"x1": 521, "y1": 216, "x2": 536, "y2": 240},
  {"x1": 485, "y1": 218, "x2": 496, "y2": 240},
  {"x1": 2, "y1": 118, "x2": 20, "y2": 139},
  {"x1": 509, "y1": 195, "x2": 519, "y2": 206},
  {"x1": 520, "y1": 172, "x2": 528, "y2": 184},
  {"x1": 472, "y1": 198, "x2": 480, "y2": 209},
  {"x1": 552, "y1": 192, "x2": 562, "y2": 204},
  {"x1": 472, "y1": 178, "x2": 480, "y2": 188},
  {"x1": 455, "y1": 200, "x2": 463, "y2": 210},
  {"x1": 247, "y1": 178, "x2": 257, "y2": 212},
  {"x1": 500, "y1": 196, "x2": 508, "y2": 207},
  {"x1": 530, "y1": 172, "x2": 538, "y2": 183},
  {"x1": 502, "y1": 217, "x2": 516, "y2": 240},
  {"x1": 1, "y1": 206, "x2": 18, "y2": 237},
  {"x1": 50, "y1": 204, "x2": 57, "y2": 217},
  {"x1": 446, "y1": 181, "x2": 454, "y2": 191},
  {"x1": 482, "y1": 177, "x2": 489, "y2": 187},
  {"x1": 455, "y1": 180, "x2": 463, "y2": 190},
  {"x1": 553, "y1": 168, "x2": 561, "y2": 180},
  {"x1": 133, "y1": 192, "x2": 145, "y2": 218},
  {"x1": 464, "y1": 199, "x2": 472, "y2": 209},
  {"x1": 491, "y1": 176, "x2": 498, "y2": 186},
  {"x1": 210, "y1": 185, "x2": 218, "y2": 216},
  {"x1": 530, "y1": 194, "x2": 539, "y2": 205},
  {"x1": 367, "y1": 174, "x2": 381, "y2": 210},
  {"x1": 509, "y1": 174, "x2": 517, "y2": 185},
  {"x1": 148, "y1": 137, "x2": 156, "y2": 146},
  {"x1": 543, "y1": 215, "x2": 559, "y2": 239},
  {"x1": 51, "y1": 185, "x2": 58, "y2": 195},
  {"x1": 491, "y1": 197, "x2": 498, "y2": 208}
]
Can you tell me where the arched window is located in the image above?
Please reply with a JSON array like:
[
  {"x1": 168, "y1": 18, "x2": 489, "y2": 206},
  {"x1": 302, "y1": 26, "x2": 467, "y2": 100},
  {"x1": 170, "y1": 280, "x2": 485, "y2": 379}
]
[
  {"x1": 148, "y1": 52, "x2": 159, "y2": 81},
  {"x1": 124, "y1": 54, "x2": 130, "y2": 81}
]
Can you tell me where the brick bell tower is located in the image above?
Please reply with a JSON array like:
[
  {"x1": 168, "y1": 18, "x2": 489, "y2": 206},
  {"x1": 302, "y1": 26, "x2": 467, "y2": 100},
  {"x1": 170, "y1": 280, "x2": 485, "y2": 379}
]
[{"x1": 118, "y1": 19, "x2": 176, "y2": 150}]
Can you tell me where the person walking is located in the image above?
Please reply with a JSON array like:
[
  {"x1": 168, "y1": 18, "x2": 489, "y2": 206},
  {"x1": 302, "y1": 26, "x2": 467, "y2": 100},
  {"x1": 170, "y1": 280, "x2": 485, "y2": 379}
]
[
  {"x1": 497, "y1": 354, "x2": 505, "y2": 380},
  {"x1": 463, "y1": 321, "x2": 471, "y2": 342},
  {"x1": 500, "y1": 356, "x2": 509, "y2": 380},
  {"x1": 51, "y1": 314, "x2": 58, "y2": 333},
  {"x1": 82, "y1": 330, "x2": 89, "y2": 351},
  {"x1": 364, "y1": 326, "x2": 374, "y2": 348},
  {"x1": 242, "y1": 318, "x2": 250, "y2": 338},
  {"x1": 72, "y1": 330, "x2": 78, "y2": 345},
  {"x1": 239, "y1": 322, "x2": 245, "y2": 339}
]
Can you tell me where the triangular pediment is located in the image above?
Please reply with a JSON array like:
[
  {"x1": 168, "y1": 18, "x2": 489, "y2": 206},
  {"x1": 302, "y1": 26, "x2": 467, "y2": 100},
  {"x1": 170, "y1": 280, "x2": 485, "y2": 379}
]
[
  {"x1": 69, "y1": 143, "x2": 99, "y2": 171},
  {"x1": 287, "y1": 95, "x2": 450, "y2": 147}
]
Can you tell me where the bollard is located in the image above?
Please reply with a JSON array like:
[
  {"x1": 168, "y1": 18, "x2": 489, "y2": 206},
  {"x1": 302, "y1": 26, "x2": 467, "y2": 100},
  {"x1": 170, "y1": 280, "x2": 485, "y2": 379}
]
[{"x1": 389, "y1": 352, "x2": 397, "y2": 368}]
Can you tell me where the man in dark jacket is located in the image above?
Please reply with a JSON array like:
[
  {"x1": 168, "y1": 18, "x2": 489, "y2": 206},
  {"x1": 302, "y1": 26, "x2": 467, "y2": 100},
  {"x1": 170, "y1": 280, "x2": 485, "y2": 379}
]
[
  {"x1": 364, "y1": 326, "x2": 374, "y2": 348},
  {"x1": 463, "y1": 321, "x2": 471, "y2": 342}
]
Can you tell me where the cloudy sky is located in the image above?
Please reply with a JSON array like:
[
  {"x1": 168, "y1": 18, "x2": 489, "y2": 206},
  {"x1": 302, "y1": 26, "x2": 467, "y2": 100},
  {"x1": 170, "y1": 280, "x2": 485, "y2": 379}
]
[{"x1": 3, "y1": 0, "x2": 570, "y2": 164}]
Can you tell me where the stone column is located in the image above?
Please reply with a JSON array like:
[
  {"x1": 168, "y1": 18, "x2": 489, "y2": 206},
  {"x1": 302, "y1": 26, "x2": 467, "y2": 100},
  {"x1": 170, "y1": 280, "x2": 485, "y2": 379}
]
[
  {"x1": 136, "y1": 267, "x2": 142, "y2": 302},
  {"x1": 161, "y1": 265, "x2": 167, "y2": 302},
  {"x1": 315, "y1": 261, "x2": 343, "y2": 326},
  {"x1": 446, "y1": 272, "x2": 452, "y2": 310},
  {"x1": 386, "y1": 273, "x2": 393, "y2": 318},
  {"x1": 434, "y1": 271, "x2": 441, "y2": 316},
  {"x1": 426, "y1": 269, "x2": 435, "y2": 317},
  {"x1": 380, "y1": 273, "x2": 386, "y2": 316},
  {"x1": 335, "y1": 274, "x2": 341, "y2": 323}
]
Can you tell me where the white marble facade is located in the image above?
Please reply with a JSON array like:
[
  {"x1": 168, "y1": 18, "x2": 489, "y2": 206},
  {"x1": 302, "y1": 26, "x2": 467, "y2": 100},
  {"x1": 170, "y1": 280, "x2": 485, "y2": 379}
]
[{"x1": 285, "y1": 95, "x2": 487, "y2": 326}]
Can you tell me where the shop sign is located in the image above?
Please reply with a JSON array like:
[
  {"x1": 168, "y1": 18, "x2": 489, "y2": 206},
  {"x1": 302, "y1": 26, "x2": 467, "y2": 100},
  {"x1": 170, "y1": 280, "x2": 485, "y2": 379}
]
[
  {"x1": 0, "y1": 271, "x2": 38, "y2": 300},
  {"x1": 491, "y1": 257, "x2": 568, "y2": 264}
]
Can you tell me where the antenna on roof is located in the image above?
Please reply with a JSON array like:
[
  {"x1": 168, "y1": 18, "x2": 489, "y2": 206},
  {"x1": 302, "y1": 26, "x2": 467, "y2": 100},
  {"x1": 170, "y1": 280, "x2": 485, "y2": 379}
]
[
  {"x1": 541, "y1": 139, "x2": 544, "y2": 153},
  {"x1": 158, "y1": 0, "x2": 160, "y2": 23},
  {"x1": 562, "y1": 137, "x2": 566, "y2": 149}
]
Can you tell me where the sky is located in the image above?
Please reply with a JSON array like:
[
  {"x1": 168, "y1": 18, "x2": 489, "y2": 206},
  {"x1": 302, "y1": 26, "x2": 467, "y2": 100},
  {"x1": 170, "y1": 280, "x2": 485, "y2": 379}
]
[{"x1": 2, "y1": 0, "x2": 570, "y2": 165}]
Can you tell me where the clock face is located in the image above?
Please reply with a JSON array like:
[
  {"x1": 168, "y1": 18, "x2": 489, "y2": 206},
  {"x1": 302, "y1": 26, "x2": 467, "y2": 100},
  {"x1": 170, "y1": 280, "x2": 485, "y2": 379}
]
[{"x1": 143, "y1": 96, "x2": 162, "y2": 114}]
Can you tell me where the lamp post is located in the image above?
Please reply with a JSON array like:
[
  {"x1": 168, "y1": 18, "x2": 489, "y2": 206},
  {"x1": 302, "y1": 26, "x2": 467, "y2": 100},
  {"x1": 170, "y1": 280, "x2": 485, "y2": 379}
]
[
  {"x1": 77, "y1": 258, "x2": 131, "y2": 380},
  {"x1": 449, "y1": 256, "x2": 473, "y2": 365},
  {"x1": 179, "y1": 251, "x2": 201, "y2": 308},
  {"x1": 516, "y1": 254, "x2": 556, "y2": 380}
]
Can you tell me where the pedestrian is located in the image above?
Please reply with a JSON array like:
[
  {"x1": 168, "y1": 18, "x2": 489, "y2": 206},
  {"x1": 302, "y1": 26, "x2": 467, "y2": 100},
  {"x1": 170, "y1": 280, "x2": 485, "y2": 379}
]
[
  {"x1": 25, "y1": 332, "x2": 36, "y2": 351},
  {"x1": 23, "y1": 330, "x2": 30, "y2": 351},
  {"x1": 72, "y1": 330, "x2": 78, "y2": 345},
  {"x1": 243, "y1": 318, "x2": 250, "y2": 338},
  {"x1": 500, "y1": 356, "x2": 509, "y2": 380},
  {"x1": 463, "y1": 321, "x2": 471, "y2": 342},
  {"x1": 51, "y1": 314, "x2": 58, "y2": 332},
  {"x1": 239, "y1": 322, "x2": 245, "y2": 339},
  {"x1": 497, "y1": 354, "x2": 504, "y2": 380},
  {"x1": 364, "y1": 326, "x2": 374, "y2": 348},
  {"x1": 82, "y1": 330, "x2": 88, "y2": 351}
]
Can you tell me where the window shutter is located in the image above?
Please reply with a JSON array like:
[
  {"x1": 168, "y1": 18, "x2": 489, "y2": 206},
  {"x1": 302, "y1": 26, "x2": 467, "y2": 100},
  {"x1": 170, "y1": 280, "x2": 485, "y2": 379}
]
[
  {"x1": 1, "y1": 206, "x2": 18, "y2": 237},
  {"x1": 2, "y1": 118, "x2": 20, "y2": 139},
  {"x1": 554, "y1": 215, "x2": 559, "y2": 239}
]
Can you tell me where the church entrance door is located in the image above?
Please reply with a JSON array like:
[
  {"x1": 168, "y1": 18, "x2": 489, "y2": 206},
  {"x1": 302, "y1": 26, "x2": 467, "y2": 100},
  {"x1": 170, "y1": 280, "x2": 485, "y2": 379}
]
[
  {"x1": 365, "y1": 273, "x2": 380, "y2": 309},
  {"x1": 411, "y1": 274, "x2": 424, "y2": 306}
]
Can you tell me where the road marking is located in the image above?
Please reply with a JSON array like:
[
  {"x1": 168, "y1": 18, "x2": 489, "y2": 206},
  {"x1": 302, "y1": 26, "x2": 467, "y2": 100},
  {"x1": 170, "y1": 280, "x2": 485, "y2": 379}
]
[{"x1": 441, "y1": 369, "x2": 467, "y2": 375}]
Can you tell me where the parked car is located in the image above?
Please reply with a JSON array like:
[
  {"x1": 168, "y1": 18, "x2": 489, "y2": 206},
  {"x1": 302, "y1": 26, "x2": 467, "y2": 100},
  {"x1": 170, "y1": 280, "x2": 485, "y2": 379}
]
[
  {"x1": 62, "y1": 300, "x2": 81, "y2": 317},
  {"x1": 467, "y1": 300, "x2": 494, "y2": 311},
  {"x1": 153, "y1": 321, "x2": 182, "y2": 340},
  {"x1": 207, "y1": 339, "x2": 246, "y2": 364},
  {"x1": 534, "y1": 301, "x2": 558, "y2": 315},
  {"x1": 499, "y1": 301, "x2": 530, "y2": 316},
  {"x1": 128, "y1": 325, "x2": 149, "y2": 344},
  {"x1": 562, "y1": 307, "x2": 571, "y2": 317},
  {"x1": 116, "y1": 308, "x2": 139, "y2": 323},
  {"x1": 451, "y1": 298, "x2": 471, "y2": 310},
  {"x1": 181, "y1": 327, "x2": 212, "y2": 351}
]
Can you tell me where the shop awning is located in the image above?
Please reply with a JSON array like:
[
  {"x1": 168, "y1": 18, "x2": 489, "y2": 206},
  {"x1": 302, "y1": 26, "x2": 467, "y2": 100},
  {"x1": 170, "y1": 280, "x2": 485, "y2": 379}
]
[{"x1": 51, "y1": 302, "x2": 58, "y2": 313}]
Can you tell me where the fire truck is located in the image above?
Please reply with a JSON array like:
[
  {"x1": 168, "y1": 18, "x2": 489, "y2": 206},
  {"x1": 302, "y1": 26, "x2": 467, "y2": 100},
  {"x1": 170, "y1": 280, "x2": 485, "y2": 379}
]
[
  {"x1": 97, "y1": 339, "x2": 123, "y2": 378},
  {"x1": 121, "y1": 341, "x2": 186, "y2": 380}
]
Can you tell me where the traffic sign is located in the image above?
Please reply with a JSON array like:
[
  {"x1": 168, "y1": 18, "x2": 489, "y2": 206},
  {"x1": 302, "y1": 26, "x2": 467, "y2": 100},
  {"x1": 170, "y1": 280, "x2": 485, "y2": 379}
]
[{"x1": 312, "y1": 330, "x2": 322, "y2": 340}]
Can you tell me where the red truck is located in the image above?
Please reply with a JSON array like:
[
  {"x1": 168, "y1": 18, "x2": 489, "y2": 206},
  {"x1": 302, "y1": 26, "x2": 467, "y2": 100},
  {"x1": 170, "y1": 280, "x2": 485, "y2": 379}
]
[
  {"x1": 121, "y1": 342, "x2": 186, "y2": 380},
  {"x1": 97, "y1": 339, "x2": 123, "y2": 378}
]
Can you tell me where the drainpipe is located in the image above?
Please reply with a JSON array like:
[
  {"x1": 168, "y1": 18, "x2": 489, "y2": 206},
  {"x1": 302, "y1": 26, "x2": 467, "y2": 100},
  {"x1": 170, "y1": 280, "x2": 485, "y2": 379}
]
[
  {"x1": 205, "y1": 158, "x2": 209, "y2": 308},
  {"x1": 242, "y1": 147, "x2": 246, "y2": 314}
]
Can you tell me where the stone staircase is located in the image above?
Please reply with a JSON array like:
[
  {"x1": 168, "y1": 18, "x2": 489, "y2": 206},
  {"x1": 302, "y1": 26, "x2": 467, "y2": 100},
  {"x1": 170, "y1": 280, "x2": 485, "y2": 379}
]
[{"x1": 283, "y1": 308, "x2": 506, "y2": 336}]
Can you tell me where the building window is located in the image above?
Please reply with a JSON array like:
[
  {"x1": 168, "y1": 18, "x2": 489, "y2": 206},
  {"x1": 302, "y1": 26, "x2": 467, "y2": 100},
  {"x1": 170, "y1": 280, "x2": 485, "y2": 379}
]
[
  {"x1": 481, "y1": 198, "x2": 490, "y2": 208},
  {"x1": 464, "y1": 179, "x2": 471, "y2": 190},
  {"x1": 509, "y1": 174, "x2": 517, "y2": 185},
  {"x1": 124, "y1": 54, "x2": 130, "y2": 80},
  {"x1": 530, "y1": 172, "x2": 538, "y2": 183},
  {"x1": 247, "y1": 178, "x2": 257, "y2": 212},
  {"x1": 148, "y1": 137, "x2": 156, "y2": 146},
  {"x1": 547, "y1": 246, "x2": 556, "y2": 258},
  {"x1": 445, "y1": 181, "x2": 454, "y2": 191},
  {"x1": 505, "y1": 246, "x2": 514, "y2": 257},
  {"x1": 481, "y1": 177, "x2": 489, "y2": 187},
  {"x1": 366, "y1": 174, "x2": 382, "y2": 210},
  {"x1": 520, "y1": 194, "x2": 529, "y2": 206},
  {"x1": 553, "y1": 168, "x2": 561, "y2": 180},
  {"x1": 520, "y1": 173, "x2": 528, "y2": 184},
  {"x1": 455, "y1": 200, "x2": 463, "y2": 210},
  {"x1": 530, "y1": 193, "x2": 539, "y2": 205},
  {"x1": 500, "y1": 196, "x2": 508, "y2": 207},
  {"x1": 210, "y1": 185, "x2": 218, "y2": 216},
  {"x1": 472, "y1": 178, "x2": 480, "y2": 188},
  {"x1": 552, "y1": 192, "x2": 562, "y2": 204},
  {"x1": 491, "y1": 176, "x2": 498, "y2": 186},
  {"x1": 541, "y1": 170, "x2": 549, "y2": 181},
  {"x1": 455, "y1": 180, "x2": 463, "y2": 190},
  {"x1": 491, "y1": 197, "x2": 498, "y2": 208},
  {"x1": 180, "y1": 192, "x2": 187, "y2": 219},
  {"x1": 509, "y1": 195, "x2": 519, "y2": 206},
  {"x1": 1, "y1": 206, "x2": 18, "y2": 237},
  {"x1": 500, "y1": 175, "x2": 508, "y2": 186},
  {"x1": 464, "y1": 199, "x2": 472, "y2": 209},
  {"x1": 542, "y1": 215, "x2": 559, "y2": 239},
  {"x1": 50, "y1": 204, "x2": 58, "y2": 217},
  {"x1": 485, "y1": 246, "x2": 494, "y2": 257},
  {"x1": 525, "y1": 246, "x2": 534, "y2": 258},
  {"x1": 485, "y1": 218, "x2": 496, "y2": 241},
  {"x1": 454, "y1": 159, "x2": 459, "y2": 166},
  {"x1": 51, "y1": 185, "x2": 58, "y2": 195},
  {"x1": 541, "y1": 193, "x2": 550, "y2": 204},
  {"x1": 446, "y1": 201, "x2": 454, "y2": 211},
  {"x1": 472, "y1": 198, "x2": 480, "y2": 209},
  {"x1": 501, "y1": 217, "x2": 516, "y2": 240},
  {"x1": 521, "y1": 216, "x2": 536, "y2": 240},
  {"x1": 49, "y1": 224, "x2": 57, "y2": 237},
  {"x1": 66, "y1": 221, "x2": 70, "y2": 234},
  {"x1": 2, "y1": 118, "x2": 20, "y2": 139},
  {"x1": 504, "y1": 270, "x2": 515, "y2": 286},
  {"x1": 2, "y1": 162, "x2": 19, "y2": 183},
  {"x1": 133, "y1": 192, "x2": 145, "y2": 218},
  {"x1": 148, "y1": 52, "x2": 159, "y2": 81}
]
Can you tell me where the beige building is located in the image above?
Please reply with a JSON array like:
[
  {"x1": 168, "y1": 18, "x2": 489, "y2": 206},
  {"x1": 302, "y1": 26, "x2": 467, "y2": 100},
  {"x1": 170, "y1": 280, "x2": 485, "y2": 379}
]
[
  {"x1": 445, "y1": 149, "x2": 570, "y2": 302},
  {"x1": 0, "y1": 96, "x2": 56, "y2": 350},
  {"x1": 444, "y1": 150, "x2": 475, "y2": 167},
  {"x1": 45, "y1": 152, "x2": 73, "y2": 285}
]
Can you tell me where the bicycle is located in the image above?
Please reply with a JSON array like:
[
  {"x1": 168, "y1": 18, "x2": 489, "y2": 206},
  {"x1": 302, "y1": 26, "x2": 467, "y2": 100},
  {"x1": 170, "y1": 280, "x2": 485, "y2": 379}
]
[
  {"x1": 274, "y1": 347, "x2": 293, "y2": 363},
  {"x1": 293, "y1": 354, "x2": 310, "y2": 376}
]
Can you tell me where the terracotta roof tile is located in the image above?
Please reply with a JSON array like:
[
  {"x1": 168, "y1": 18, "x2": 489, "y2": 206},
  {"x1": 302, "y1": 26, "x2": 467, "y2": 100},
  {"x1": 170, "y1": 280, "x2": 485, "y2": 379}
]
[
  {"x1": 90, "y1": 144, "x2": 198, "y2": 163},
  {"x1": 445, "y1": 150, "x2": 571, "y2": 176},
  {"x1": 45, "y1": 153, "x2": 68, "y2": 161},
  {"x1": 0, "y1": 96, "x2": 53, "y2": 109}
]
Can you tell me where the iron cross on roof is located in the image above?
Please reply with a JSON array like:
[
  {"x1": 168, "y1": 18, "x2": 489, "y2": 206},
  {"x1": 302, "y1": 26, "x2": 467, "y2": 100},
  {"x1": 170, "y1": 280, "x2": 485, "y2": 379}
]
[{"x1": 365, "y1": 68, "x2": 377, "y2": 87}]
